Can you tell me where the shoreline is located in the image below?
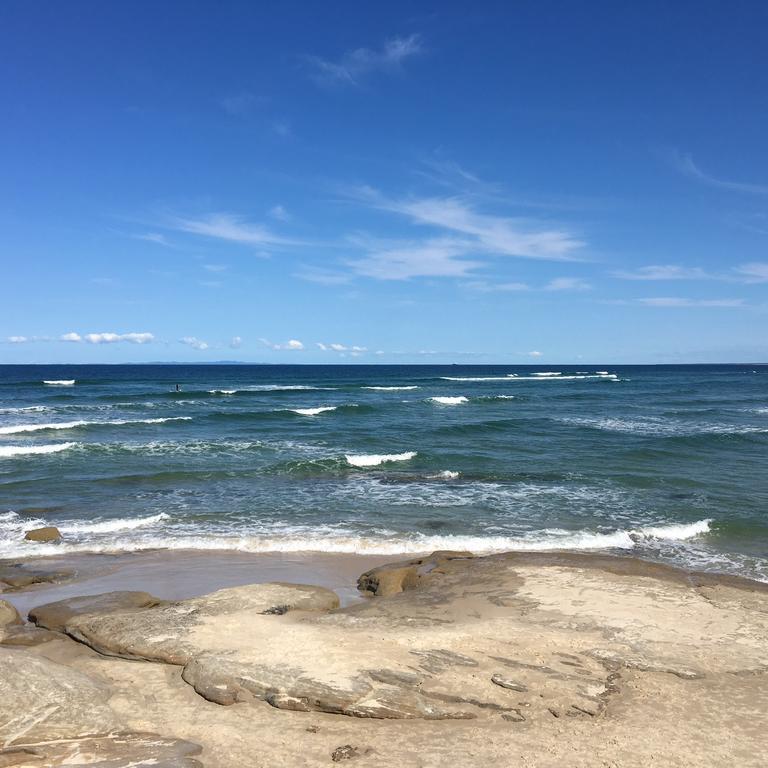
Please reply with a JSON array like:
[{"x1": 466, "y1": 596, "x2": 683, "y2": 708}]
[{"x1": 3, "y1": 545, "x2": 767, "y2": 620}]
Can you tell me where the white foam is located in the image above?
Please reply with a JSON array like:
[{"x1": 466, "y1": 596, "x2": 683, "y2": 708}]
[
  {"x1": 247, "y1": 385, "x2": 334, "y2": 391},
  {"x1": 58, "y1": 512, "x2": 170, "y2": 534},
  {"x1": 436, "y1": 470, "x2": 460, "y2": 479},
  {"x1": 430, "y1": 396, "x2": 468, "y2": 405},
  {"x1": 0, "y1": 442, "x2": 77, "y2": 458},
  {"x1": 362, "y1": 386, "x2": 420, "y2": 391},
  {"x1": 0, "y1": 417, "x2": 192, "y2": 435},
  {"x1": 209, "y1": 389, "x2": 237, "y2": 395},
  {"x1": 442, "y1": 374, "x2": 618, "y2": 382},
  {"x1": 289, "y1": 406, "x2": 338, "y2": 416},
  {"x1": 633, "y1": 519, "x2": 712, "y2": 541},
  {"x1": 533, "y1": 371, "x2": 562, "y2": 377},
  {"x1": 43, "y1": 379, "x2": 75, "y2": 386},
  {"x1": 345, "y1": 451, "x2": 417, "y2": 467}
]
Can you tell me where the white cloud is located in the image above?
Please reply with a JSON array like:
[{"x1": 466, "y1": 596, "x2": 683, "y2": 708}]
[
  {"x1": 528, "y1": 350, "x2": 543, "y2": 357},
  {"x1": 203, "y1": 264, "x2": 227, "y2": 273},
  {"x1": 84, "y1": 332, "x2": 155, "y2": 344},
  {"x1": 367, "y1": 193, "x2": 584, "y2": 261},
  {"x1": 134, "y1": 232, "x2": 172, "y2": 247},
  {"x1": 544, "y1": 277, "x2": 591, "y2": 291},
  {"x1": 317, "y1": 342, "x2": 366, "y2": 353},
  {"x1": 462, "y1": 280, "x2": 530, "y2": 292},
  {"x1": 7, "y1": 336, "x2": 28, "y2": 343},
  {"x1": 170, "y1": 213, "x2": 298, "y2": 247},
  {"x1": 671, "y1": 151, "x2": 768, "y2": 195},
  {"x1": 179, "y1": 336, "x2": 209, "y2": 350},
  {"x1": 294, "y1": 267, "x2": 351, "y2": 285},
  {"x1": 637, "y1": 297, "x2": 745, "y2": 308},
  {"x1": 307, "y1": 34, "x2": 423, "y2": 87},
  {"x1": 229, "y1": 336, "x2": 242, "y2": 349},
  {"x1": 734, "y1": 262, "x2": 768, "y2": 283},
  {"x1": 268, "y1": 205, "x2": 290, "y2": 222},
  {"x1": 60, "y1": 333, "x2": 82, "y2": 342},
  {"x1": 612, "y1": 265, "x2": 711, "y2": 281},
  {"x1": 260, "y1": 338, "x2": 304, "y2": 350},
  {"x1": 348, "y1": 236, "x2": 482, "y2": 280}
]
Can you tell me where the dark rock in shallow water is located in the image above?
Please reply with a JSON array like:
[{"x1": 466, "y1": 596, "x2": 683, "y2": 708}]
[
  {"x1": 23, "y1": 526, "x2": 62, "y2": 543},
  {"x1": 29, "y1": 590, "x2": 164, "y2": 633},
  {"x1": 0, "y1": 563, "x2": 75, "y2": 590}
]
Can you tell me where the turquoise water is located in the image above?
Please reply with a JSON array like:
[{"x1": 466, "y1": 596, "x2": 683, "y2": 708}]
[{"x1": 1, "y1": 364, "x2": 766, "y2": 580}]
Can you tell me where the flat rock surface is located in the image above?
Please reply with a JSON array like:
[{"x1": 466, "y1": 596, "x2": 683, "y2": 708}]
[
  {"x1": 0, "y1": 647, "x2": 120, "y2": 744},
  {"x1": 29, "y1": 590, "x2": 164, "y2": 632},
  {"x1": 60, "y1": 552, "x2": 768, "y2": 728}
]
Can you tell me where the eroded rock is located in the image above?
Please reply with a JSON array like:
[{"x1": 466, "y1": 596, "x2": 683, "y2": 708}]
[
  {"x1": 0, "y1": 600, "x2": 21, "y2": 628},
  {"x1": 29, "y1": 590, "x2": 163, "y2": 633}
]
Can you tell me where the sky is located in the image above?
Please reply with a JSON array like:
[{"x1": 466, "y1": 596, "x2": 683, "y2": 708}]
[{"x1": 1, "y1": 0, "x2": 768, "y2": 364}]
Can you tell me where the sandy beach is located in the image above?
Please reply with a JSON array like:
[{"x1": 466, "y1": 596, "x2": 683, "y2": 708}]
[{"x1": 2, "y1": 548, "x2": 767, "y2": 767}]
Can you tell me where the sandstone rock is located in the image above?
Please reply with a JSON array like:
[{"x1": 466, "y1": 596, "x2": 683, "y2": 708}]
[
  {"x1": 357, "y1": 550, "x2": 473, "y2": 597},
  {"x1": 23, "y1": 526, "x2": 62, "y2": 543},
  {"x1": 0, "y1": 625, "x2": 59, "y2": 647},
  {"x1": 67, "y1": 582, "x2": 340, "y2": 663},
  {"x1": 29, "y1": 590, "x2": 163, "y2": 633},
  {"x1": 0, "y1": 600, "x2": 21, "y2": 628},
  {"x1": 0, "y1": 731, "x2": 203, "y2": 767},
  {"x1": 0, "y1": 563, "x2": 75, "y2": 590},
  {"x1": 0, "y1": 647, "x2": 120, "y2": 744}
]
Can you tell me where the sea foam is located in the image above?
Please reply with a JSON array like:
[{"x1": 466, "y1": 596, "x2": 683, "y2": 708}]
[
  {"x1": 430, "y1": 396, "x2": 468, "y2": 405},
  {"x1": 0, "y1": 442, "x2": 77, "y2": 458},
  {"x1": 362, "y1": 386, "x2": 420, "y2": 391},
  {"x1": 0, "y1": 417, "x2": 192, "y2": 435},
  {"x1": 43, "y1": 379, "x2": 75, "y2": 386},
  {"x1": 289, "y1": 406, "x2": 338, "y2": 416},
  {"x1": 345, "y1": 451, "x2": 417, "y2": 467}
]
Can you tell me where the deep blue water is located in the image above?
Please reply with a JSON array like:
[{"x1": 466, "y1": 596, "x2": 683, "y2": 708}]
[{"x1": 1, "y1": 364, "x2": 767, "y2": 580}]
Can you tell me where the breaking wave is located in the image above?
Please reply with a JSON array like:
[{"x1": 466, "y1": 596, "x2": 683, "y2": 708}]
[
  {"x1": 0, "y1": 442, "x2": 78, "y2": 458},
  {"x1": 345, "y1": 451, "x2": 418, "y2": 468},
  {"x1": 43, "y1": 379, "x2": 75, "y2": 386},
  {"x1": 0, "y1": 417, "x2": 192, "y2": 435},
  {"x1": 430, "y1": 396, "x2": 468, "y2": 405}
]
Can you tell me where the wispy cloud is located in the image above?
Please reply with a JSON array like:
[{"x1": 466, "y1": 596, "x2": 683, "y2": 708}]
[
  {"x1": 259, "y1": 338, "x2": 304, "y2": 350},
  {"x1": 461, "y1": 280, "x2": 531, "y2": 292},
  {"x1": 544, "y1": 277, "x2": 591, "y2": 291},
  {"x1": 202, "y1": 264, "x2": 228, "y2": 273},
  {"x1": 636, "y1": 297, "x2": 745, "y2": 308},
  {"x1": 528, "y1": 350, "x2": 543, "y2": 357},
  {"x1": 347, "y1": 236, "x2": 481, "y2": 280},
  {"x1": 6, "y1": 336, "x2": 29, "y2": 343},
  {"x1": 734, "y1": 262, "x2": 768, "y2": 283},
  {"x1": 307, "y1": 33, "x2": 423, "y2": 87},
  {"x1": 366, "y1": 192, "x2": 584, "y2": 261},
  {"x1": 293, "y1": 267, "x2": 351, "y2": 285},
  {"x1": 134, "y1": 232, "x2": 173, "y2": 247},
  {"x1": 671, "y1": 151, "x2": 768, "y2": 195},
  {"x1": 613, "y1": 265, "x2": 712, "y2": 281},
  {"x1": 179, "y1": 336, "x2": 209, "y2": 350},
  {"x1": 268, "y1": 205, "x2": 290, "y2": 222},
  {"x1": 229, "y1": 336, "x2": 242, "y2": 349},
  {"x1": 170, "y1": 213, "x2": 299, "y2": 247}
]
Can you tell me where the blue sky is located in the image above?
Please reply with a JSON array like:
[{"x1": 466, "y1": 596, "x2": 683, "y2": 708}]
[{"x1": 2, "y1": 0, "x2": 767, "y2": 363}]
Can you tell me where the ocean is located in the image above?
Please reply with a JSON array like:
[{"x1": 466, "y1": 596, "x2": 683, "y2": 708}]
[{"x1": 1, "y1": 364, "x2": 766, "y2": 581}]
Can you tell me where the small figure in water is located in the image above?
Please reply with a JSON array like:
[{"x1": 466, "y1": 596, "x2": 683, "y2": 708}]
[{"x1": 175, "y1": 384, "x2": 180, "y2": 392}]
